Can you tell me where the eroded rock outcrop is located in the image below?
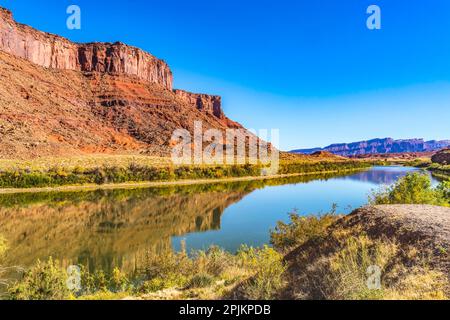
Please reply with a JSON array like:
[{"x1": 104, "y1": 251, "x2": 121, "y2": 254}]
[
  {"x1": 174, "y1": 90, "x2": 224, "y2": 119},
  {"x1": 432, "y1": 149, "x2": 450, "y2": 165},
  {"x1": 0, "y1": 7, "x2": 172, "y2": 89}
]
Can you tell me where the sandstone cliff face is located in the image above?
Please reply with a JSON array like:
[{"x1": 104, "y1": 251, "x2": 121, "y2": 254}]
[
  {"x1": 0, "y1": 7, "x2": 244, "y2": 159},
  {"x1": 0, "y1": 7, "x2": 173, "y2": 89},
  {"x1": 174, "y1": 89, "x2": 224, "y2": 119}
]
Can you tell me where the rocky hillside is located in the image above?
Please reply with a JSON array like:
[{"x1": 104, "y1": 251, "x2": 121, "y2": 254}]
[
  {"x1": 0, "y1": 7, "x2": 242, "y2": 159},
  {"x1": 432, "y1": 149, "x2": 450, "y2": 165},
  {"x1": 283, "y1": 205, "x2": 450, "y2": 299},
  {"x1": 292, "y1": 138, "x2": 450, "y2": 157}
]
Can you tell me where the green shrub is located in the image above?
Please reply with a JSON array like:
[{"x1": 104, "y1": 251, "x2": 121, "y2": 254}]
[
  {"x1": 110, "y1": 268, "x2": 130, "y2": 293},
  {"x1": 370, "y1": 173, "x2": 448, "y2": 206},
  {"x1": 271, "y1": 211, "x2": 339, "y2": 252},
  {"x1": 8, "y1": 258, "x2": 70, "y2": 300},
  {"x1": 0, "y1": 235, "x2": 6, "y2": 259},
  {"x1": 438, "y1": 180, "x2": 450, "y2": 202},
  {"x1": 139, "y1": 277, "x2": 184, "y2": 293},
  {"x1": 186, "y1": 273, "x2": 215, "y2": 289}
]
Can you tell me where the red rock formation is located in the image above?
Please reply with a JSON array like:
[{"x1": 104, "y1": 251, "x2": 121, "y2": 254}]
[
  {"x1": 431, "y1": 149, "x2": 450, "y2": 165},
  {"x1": 0, "y1": 7, "x2": 173, "y2": 89},
  {"x1": 0, "y1": 6, "x2": 249, "y2": 159},
  {"x1": 174, "y1": 90, "x2": 224, "y2": 119}
]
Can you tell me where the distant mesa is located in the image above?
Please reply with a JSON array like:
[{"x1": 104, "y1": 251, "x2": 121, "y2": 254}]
[{"x1": 291, "y1": 138, "x2": 450, "y2": 157}]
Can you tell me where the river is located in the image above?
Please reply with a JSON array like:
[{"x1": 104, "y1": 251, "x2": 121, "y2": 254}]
[{"x1": 0, "y1": 166, "x2": 436, "y2": 274}]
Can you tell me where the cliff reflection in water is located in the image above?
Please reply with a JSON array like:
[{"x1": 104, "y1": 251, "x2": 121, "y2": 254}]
[{"x1": 0, "y1": 186, "x2": 247, "y2": 273}]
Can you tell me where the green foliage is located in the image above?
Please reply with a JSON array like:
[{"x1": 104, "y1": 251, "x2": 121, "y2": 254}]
[
  {"x1": 278, "y1": 161, "x2": 371, "y2": 175},
  {"x1": 0, "y1": 235, "x2": 6, "y2": 259},
  {"x1": 77, "y1": 266, "x2": 132, "y2": 296},
  {"x1": 186, "y1": 273, "x2": 215, "y2": 289},
  {"x1": 0, "y1": 160, "x2": 371, "y2": 189},
  {"x1": 271, "y1": 210, "x2": 339, "y2": 252},
  {"x1": 438, "y1": 180, "x2": 450, "y2": 202},
  {"x1": 370, "y1": 173, "x2": 448, "y2": 206},
  {"x1": 139, "y1": 246, "x2": 232, "y2": 292},
  {"x1": 138, "y1": 244, "x2": 286, "y2": 299},
  {"x1": 6, "y1": 257, "x2": 134, "y2": 300},
  {"x1": 193, "y1": 246, "x2": 233, "y2": 277},
  {"x1": 139, "y1": 277, "x2": 183, "y2": 293},
  {"x1": 8, "y1": 258, "x2": 70, "y2": 300}
]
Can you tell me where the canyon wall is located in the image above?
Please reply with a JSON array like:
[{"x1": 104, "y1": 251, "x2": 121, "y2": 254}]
[
  {"x1": 0, "y1": 8, "x2": 173, "y2": 89},
  {"x1": 0, "y1": 6, "x2": 242, "y2": 158}
]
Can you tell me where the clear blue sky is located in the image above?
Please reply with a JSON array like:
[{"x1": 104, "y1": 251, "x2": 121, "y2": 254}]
[{"x1": 3, "y1": 0, "x2": 450, "y2": 150}]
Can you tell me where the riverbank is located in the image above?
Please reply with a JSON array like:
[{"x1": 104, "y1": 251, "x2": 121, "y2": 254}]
[
  {"x1": 0, "y1": 155, "x2": 373, "y2": 192},
  {"x1": 408, "y1": 160, "x2": 450, "y2": 180},
  {"x1": 0, "y1": 167, "x2": 369, "y2": 195}
]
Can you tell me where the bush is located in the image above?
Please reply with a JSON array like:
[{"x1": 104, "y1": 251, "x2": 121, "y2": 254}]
[
  {"x1": 186, "y1": 273, "x2": 215, "y2": 289},
  {"x1": 193, "y1": 246, "x2": 233, "y2": 277},
  {"x1": 438, "y1": 180, "x2": 450, "y2": 202},
  {"x1": 8, "y1": 258, "x2": 70, "y2": 300},
  {"x1": 0, "y1": 235, "x2": 6, "y2": 259},
  {"x1": 271, "y1": 210, "x2": 339, "y2": 252},
  {"x1": 139, "y1": 277, "x2": 183, "y2": 293},
  {"x1": 237, "y1": 246, "x2": 287, "y2": 300},
  {"x1": 370, "y1": 173, "x2": 448, "y2": 206}
]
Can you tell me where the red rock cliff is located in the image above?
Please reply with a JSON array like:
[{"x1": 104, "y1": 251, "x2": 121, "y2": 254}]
[
  {"x1": 0, "y1": 7, "x2": 173, "y2": 89},
  {"x1": 174, "y1": 90, "x2": 224, "y2": 119}
]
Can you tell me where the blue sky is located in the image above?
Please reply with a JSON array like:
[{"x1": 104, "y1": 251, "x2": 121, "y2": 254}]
[{"x1": 2, "y1": 0, "x2": 450, "y2": 150}]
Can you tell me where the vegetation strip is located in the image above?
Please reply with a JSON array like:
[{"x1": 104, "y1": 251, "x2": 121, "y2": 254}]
[{"x1": 0, "y1": 167, "x2": 369, "y2": 195}]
